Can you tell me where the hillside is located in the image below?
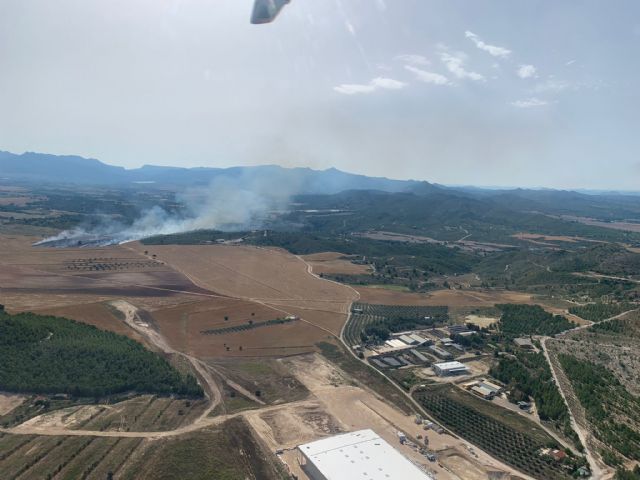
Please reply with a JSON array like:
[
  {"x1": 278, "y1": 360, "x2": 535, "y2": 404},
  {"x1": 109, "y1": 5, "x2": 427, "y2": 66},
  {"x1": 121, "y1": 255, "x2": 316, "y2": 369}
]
[{"x1": 0, "y1": 309, "x2": 202, "y2": 397}]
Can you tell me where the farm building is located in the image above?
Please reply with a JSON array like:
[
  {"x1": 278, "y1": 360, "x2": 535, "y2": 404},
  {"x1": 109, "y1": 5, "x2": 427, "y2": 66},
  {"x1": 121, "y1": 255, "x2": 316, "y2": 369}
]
[
  {"x1": 428, "y1": 345, "x2": 453, "y2": 360},
  {"x1": 447, "y1": 325, "x2": 471, "y2": 335},
  {"x1": 479, "y1": 380, "x2": 503, "y2": 393},
  {"x1": 297, "y1": 429, "x2": 433, "y2": 480},
  {"x1": 398, "y1": 334, "x2": 418, "y2": 345},
  {"x1": 513, "y1": 337, "x2": 535, "y2": 349},
  {"x1": 471, "y1": 385, "x2": 496, "y2": 399},
  {"x1": 410, "y1": 349, "x2": 429, "y2": 363},
  {"x1": 385, "y1": 339, "x2": 408, "y2": 349},
  {"x1": 371, "y1": 359, "x2": 387, "y2": 369},
  {"x1": 433, "y1": 361, "x2": 469, "y2": 376},
  {"x1": 409, "y1": 333, "x2": 428, "y2": 345},
  {"x1": 382, "y1": 357, "x2": 402, "y2": 367}
]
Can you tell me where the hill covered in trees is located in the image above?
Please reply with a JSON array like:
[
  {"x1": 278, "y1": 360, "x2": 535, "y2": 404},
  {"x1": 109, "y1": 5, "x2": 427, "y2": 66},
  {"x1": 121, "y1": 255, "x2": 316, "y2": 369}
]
[
  {"x1": 496, "y1": 304, "x2": 576, "y2": 336},
  {"x1": 0, "y1": 309, "x2": 202, "y2": 397}
]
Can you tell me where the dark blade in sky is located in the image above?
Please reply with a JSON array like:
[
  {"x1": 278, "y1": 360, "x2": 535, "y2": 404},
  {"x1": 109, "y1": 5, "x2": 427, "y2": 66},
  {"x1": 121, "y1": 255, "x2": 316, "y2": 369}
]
[{"x1": 251, "y1": 0, "x2": 291, "y2": 24}]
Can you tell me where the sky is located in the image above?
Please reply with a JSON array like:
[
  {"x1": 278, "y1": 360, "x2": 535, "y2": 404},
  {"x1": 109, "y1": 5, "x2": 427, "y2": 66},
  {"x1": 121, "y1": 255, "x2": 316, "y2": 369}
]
[{"x1": 1, "y1": 0, "x2": 639, "y2": 190}]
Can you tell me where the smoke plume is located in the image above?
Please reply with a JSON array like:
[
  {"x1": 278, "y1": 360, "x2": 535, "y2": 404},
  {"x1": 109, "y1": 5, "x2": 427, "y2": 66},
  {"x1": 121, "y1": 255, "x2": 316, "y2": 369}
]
[{"x1": 36, "y1": 170, "x2": 302, "y2": 247}]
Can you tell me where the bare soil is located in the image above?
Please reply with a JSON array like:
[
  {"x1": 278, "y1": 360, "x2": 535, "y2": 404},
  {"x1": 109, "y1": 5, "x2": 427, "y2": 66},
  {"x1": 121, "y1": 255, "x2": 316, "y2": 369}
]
[
  {"x1": 301, "y1": 251, "x2": 371, "y2": 276},
  {"x1": 0, "y1": 393, "x2": 26, "y2": 416},
  {"x1": 356, "y1": 287, "x2": 533, "y2": 306},
  {"x1": 465, "y1": 315, "x2": 499, "y2": 328}
]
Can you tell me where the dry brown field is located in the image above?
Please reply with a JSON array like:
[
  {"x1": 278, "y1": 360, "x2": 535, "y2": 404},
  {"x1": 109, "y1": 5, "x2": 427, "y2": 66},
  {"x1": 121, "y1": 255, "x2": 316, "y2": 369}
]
[
  {"x1": 127, "y1": 243, "x2": 357, "y2": 347},
  {"x1": 151, "y1": 297, "x2": 323, "y2": 357},
  {"x1": 0, "y1": 235, "x2": 211, "y2": 312},
  {"x1": 301, "y1": 251, "x2": 370, "y2": 275},
  {"x1": 0, "y1": 236, "x2": 356, "y2": 359},
  {"x1": 130, "y1": 243, "x2": 356, "y2": 303},
  {"x1": 356, "y1": 286, "x2": 533, "y2": 306}
]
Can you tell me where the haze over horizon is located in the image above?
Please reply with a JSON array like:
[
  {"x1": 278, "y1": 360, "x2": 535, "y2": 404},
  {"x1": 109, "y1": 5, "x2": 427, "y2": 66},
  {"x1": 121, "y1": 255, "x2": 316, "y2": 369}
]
[{"x1": 2, "y1": 0, "x2": 639, "y2": 190}]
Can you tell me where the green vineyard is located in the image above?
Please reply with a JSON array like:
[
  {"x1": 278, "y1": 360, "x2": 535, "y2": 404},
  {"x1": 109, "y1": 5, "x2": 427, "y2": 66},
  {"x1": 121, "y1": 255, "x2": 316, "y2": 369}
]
[
  {"x1": 344, "y1": 303, "x2": 448, "y2": 346},
  {"x1": 343, "y1": 314, "x2": 386, "y2": 346},
  {"x1": 414, "y1": 387, "x2": 574, "y2": 480}
]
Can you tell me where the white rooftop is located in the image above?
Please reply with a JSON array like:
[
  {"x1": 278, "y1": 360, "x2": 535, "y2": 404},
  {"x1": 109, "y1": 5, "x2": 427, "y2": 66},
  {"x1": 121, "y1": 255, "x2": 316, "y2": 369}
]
[
  {"x1": 298, "y1": 429, "x2": 433, "y2": 480},
  {"x1": 433, "y1": 361, "x2": 468, "y2": 370},
  {"x1": 385, "y1": 339, "x2": 407, "y2": 349}
]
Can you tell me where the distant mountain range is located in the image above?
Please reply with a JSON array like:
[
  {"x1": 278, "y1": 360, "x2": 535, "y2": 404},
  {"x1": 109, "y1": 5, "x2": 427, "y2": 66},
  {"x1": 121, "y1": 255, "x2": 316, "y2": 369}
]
[
  {"x1": 2, "y1": 150, "x2": 640, "y2": 222},
  {"x1": 0, "y1": 150, "x2": 433, "y2": 195}
]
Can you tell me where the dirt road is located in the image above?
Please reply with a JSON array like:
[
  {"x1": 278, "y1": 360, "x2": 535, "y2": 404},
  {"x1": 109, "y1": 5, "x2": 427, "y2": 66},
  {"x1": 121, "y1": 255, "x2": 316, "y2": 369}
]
[
  {"x1": 1, "y1": 400, "x2": 315, "y2": 439},
  {"x1": 109, "y1": 300, "x2": 222, "y2": 422}
]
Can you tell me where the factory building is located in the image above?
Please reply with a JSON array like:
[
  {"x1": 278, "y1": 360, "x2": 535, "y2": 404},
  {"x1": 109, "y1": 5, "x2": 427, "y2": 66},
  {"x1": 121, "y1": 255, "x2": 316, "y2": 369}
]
[
  {"x1": 433, "y1": 361, "x2": 469, "y2": 376},
  {"x1": 298, "y1": 429, "x2": 434, "y2": 480}
]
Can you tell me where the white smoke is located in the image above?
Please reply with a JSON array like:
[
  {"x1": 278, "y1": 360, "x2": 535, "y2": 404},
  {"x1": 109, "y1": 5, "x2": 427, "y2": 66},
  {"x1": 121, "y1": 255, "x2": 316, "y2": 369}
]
[{"x1": 36, "y1": 170, "x2": 303, "y2": 247}]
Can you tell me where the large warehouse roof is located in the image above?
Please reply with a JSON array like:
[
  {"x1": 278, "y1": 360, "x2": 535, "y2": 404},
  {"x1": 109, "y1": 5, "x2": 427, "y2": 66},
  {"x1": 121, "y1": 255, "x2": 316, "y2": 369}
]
[{"x1": 298, "y1": 429, "x2": 433, "y2": 480}]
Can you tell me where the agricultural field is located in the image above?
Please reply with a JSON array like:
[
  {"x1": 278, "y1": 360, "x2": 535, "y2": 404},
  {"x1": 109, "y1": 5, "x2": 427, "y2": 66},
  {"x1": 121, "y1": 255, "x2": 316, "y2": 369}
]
[
  {"x1": 301, "y1": 251, "x2": 371, "y2": 276},
  {"x1": 0, "y1": 417, "x2": 284, "y2": 480},
  {"x1": 129, "y1": 242, "x2": 358, "y2": 338},
  {"x1": 2, "y1": 395, "x2": 208, "y2": 433},
  {"x1": 149, "y1": 297, "x2": 321, "y2": 358},
  {"x1": 355, "y1": 285, "x2": 534, "y2": 307},
  {"x1": 0, "y1": 235, "x2": 205, "y2": 312},
  {"x1": 414, "y1": 385, "x2": 585, "y2": 479},
  {"x1": 208, "y1": 358, "x2": 309, "y2": 406},
  {"x1": 121, "y1": 418, "x2": 288, "y2": 480},
  {"x1": 344, "y1": 302, "x2": 448, "y2": 346}
]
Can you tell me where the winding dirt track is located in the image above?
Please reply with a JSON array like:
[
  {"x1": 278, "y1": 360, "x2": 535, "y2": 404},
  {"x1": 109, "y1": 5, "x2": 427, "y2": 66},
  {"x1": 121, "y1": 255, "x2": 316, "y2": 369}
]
[
  {"x1": 1, "y1": 400, "x2": 315, "y2": 438},
  {"x1": 108, "y1": 300, "x2": 222, "y2": 423}
]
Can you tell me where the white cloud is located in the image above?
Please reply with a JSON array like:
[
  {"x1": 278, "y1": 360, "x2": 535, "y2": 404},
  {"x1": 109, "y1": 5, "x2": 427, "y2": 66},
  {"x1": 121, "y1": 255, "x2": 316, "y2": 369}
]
[
  {"x1": 370, "y1": 77, "x2": 406, "y2": 90},
  {"x1": 534, "y1": 78, "x2": 570, "y2": 94},
  {"x1": 511, "y1": 97, "x2": 549, "y2": 108},
  {"x1": 439, "y1": 52, "x2": 484, "y2": 81},
  {"x1": 404, "y1": 65, "x2": 449, "y2": 85},
  {"x1": 334, "y1": 77, "x2": 406, "y2": 95},
  {"x1": 465, "y1": 31, "x2": 511, "y2": 58},
  {"x1": 345, "y1": 21, "x2": 356, "y2": 36},
  {"x1": 565, "y1": 59, "x2": 576, "y2": 66},
  {"x1": 517, "y1": 64, "x2": 537, "y2": 79},
  {"x1": 396, "y1": 54, "x2": 430, "y2": 66}
]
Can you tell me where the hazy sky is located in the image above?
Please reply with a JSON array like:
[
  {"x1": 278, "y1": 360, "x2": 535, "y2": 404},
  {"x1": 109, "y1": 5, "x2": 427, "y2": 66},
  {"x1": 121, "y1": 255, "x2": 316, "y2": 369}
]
[{"x1": 1, "y1": 0, "x2": 639, "y2": 189}]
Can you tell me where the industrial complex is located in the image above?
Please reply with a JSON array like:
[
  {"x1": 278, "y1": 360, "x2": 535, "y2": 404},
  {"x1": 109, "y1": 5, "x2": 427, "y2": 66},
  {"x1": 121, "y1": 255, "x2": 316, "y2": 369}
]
[{"x1": 297, "y1": 429, "x2": 434, "y2": 480}]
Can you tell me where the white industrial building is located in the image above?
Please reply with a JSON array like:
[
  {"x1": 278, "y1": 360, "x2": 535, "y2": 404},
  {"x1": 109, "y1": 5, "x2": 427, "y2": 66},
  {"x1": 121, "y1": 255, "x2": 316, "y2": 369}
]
[
  {"x1": 297, "y1": 429, "x2": 433, "y2": 480},
  {"x1": 432, "y1": 361, "x2": 469, "y2": 376}
]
